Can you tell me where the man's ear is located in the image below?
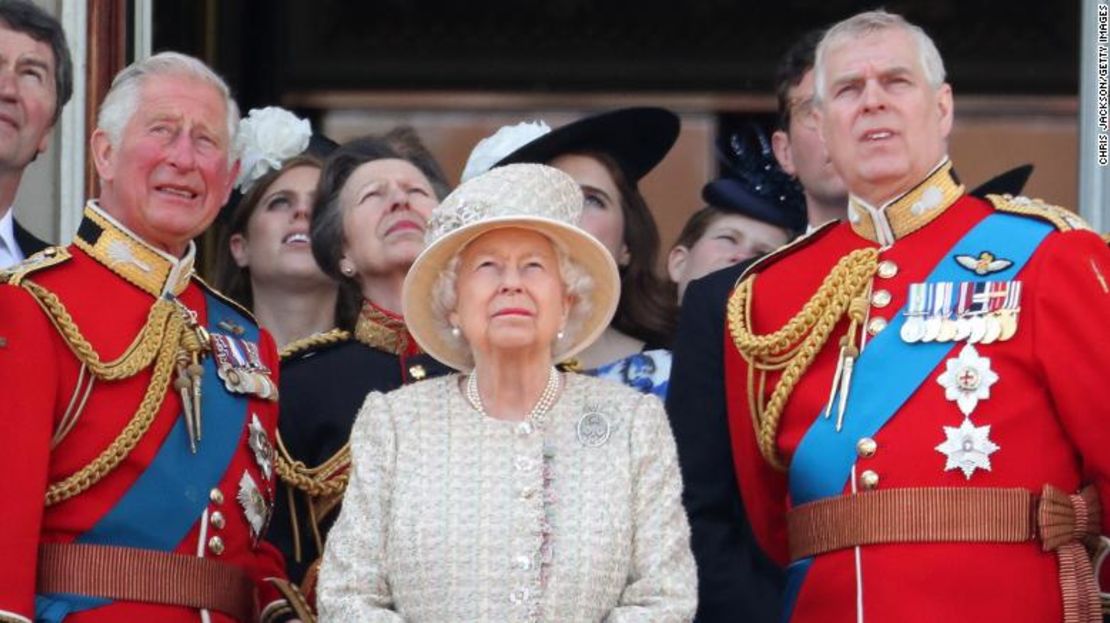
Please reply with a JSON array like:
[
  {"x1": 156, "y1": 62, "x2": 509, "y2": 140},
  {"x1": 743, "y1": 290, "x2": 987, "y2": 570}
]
[
  {"x1": 667, "y1": 245, "x2": 689, "y2": 284},
  {"x1": 90, "y1": 129, "x2": 115, "y2": 182},
  {"x1": 771, "y1": 129, "x2": 796, "y2": 176},
  {"x1": 936, "y1": 83, "x2": 955, "y2": 140},
  {"x1": 229, "y1": 233, "x2": 250, "y2": 268},
  {"x1": 220, "y1": 160, "x2": 242, "y2": 206}
]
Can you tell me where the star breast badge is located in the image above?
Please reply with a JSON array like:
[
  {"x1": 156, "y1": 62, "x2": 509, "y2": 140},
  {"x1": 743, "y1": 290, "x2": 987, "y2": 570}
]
[
  {"x1": 936, "y1": 343, "x2": 998, "y2": 416},
  {"x1": 935, "y1": 418, "x2": 1000, "y2": 479}
]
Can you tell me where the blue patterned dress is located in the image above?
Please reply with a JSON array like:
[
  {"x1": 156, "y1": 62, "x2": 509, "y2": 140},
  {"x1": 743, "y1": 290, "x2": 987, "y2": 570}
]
[{"x1": 585, "y1": 348, "x2": 672, "y2": 399}]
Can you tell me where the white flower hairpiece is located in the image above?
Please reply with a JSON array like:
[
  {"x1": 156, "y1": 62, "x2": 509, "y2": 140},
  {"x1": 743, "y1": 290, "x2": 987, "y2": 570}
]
[
  {"x1": 234, "y1": 106, "x2": 312, "y2": 193},
  {"x1": 460, "y1": 120, "x2": 551, "y2": 183}
]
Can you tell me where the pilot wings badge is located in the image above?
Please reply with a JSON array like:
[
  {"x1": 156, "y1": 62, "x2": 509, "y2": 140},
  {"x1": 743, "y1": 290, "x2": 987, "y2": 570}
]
[{"x1": 954, "y1": 252, "x2": 1013, "y2": 276}]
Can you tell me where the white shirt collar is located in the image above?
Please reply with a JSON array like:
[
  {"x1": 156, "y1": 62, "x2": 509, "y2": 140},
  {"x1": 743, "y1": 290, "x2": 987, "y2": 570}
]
[{"x1": 0, "y1": 207, "x2": 23, "y2": 269}]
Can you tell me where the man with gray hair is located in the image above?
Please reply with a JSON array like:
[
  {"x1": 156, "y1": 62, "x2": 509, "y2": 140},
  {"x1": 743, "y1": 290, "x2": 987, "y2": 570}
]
[
  {"x1": 722, "y1": 9, "x2": 1109, "y2": 622},
  {"x1": 0, "y1": 52, "x2": 309, "y2": 622}
]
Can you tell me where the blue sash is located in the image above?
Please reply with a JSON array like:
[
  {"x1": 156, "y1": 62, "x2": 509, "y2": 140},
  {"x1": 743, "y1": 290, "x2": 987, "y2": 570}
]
[
  {"x1": 36, "y1": 292, "x2": 258, "y2": 621},
  {"x1": 780, "y1": 213, "x2": 1052, "y2": 622}
]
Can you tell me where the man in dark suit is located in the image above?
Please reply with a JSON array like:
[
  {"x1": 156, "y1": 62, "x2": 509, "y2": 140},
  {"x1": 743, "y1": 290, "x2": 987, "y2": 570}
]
[
  {"x1": 665, "y1": 29, "x2": 847, "y2": 622},
  {"x1": 0, "y1": 0, "x2": 73, "y2": 268}
]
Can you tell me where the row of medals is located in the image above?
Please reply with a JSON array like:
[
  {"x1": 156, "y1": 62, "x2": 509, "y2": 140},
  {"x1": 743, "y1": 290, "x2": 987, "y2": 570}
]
[{"x1": 900, "y1": 309, "x2": 1018, "y2": 345}]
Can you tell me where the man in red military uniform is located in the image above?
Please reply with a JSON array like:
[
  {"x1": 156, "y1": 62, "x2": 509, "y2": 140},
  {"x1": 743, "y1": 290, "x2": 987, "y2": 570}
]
[
  {"x1": 0, "y1": 52, "x2": 309, "y2": 622},
  {"x1": 725, "y1": 10, "x2": 1110, "y2": 623}
]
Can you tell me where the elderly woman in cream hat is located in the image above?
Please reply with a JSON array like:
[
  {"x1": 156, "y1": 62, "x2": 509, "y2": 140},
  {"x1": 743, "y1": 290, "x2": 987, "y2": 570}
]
[{"x1": 318, "y1": 163, "x2": 696, "y2": 622}]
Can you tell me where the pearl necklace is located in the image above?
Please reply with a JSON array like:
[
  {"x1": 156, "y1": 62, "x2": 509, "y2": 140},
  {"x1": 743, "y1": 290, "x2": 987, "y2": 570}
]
[{"x1": 466, "y1": 366, "x2": 562, "y2": 429}]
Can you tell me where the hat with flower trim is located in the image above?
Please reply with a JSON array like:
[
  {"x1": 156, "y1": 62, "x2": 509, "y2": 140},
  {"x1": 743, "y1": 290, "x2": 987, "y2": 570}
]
[{"x1": 403, "y1": 163, "x2": 620, "y2": 371}]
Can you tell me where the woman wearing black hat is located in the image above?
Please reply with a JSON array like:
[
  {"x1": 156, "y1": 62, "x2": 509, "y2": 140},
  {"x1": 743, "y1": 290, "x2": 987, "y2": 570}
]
[
  {"x1": 667, "y1": 127, "x2": 809, "y2": 302},
  {"x1": 462, "y1": 108, "x2": 680, "y2": 398}
]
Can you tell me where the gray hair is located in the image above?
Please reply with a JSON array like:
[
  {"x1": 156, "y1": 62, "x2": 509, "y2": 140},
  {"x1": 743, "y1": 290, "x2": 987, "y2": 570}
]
[
  {"x1": 97, "y1": 51, "x2": 240, "y2": 156},
  {"x1": 430, "y1": 232, "x2": 595, "y2": 369},
  {"x1": 813, "y1": 10, "x2": 946, "y2": 104}
]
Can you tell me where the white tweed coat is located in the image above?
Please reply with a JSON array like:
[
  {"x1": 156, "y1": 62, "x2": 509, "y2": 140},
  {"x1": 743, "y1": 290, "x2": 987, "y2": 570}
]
[{"x1": 318, "y1": 372, "x2": 697, "y2": 622}]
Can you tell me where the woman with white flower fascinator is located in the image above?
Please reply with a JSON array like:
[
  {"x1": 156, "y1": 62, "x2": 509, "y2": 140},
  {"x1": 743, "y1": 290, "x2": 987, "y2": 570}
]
[{"x1": 215, "y1": 106, "x2": 346, "y2": 348}]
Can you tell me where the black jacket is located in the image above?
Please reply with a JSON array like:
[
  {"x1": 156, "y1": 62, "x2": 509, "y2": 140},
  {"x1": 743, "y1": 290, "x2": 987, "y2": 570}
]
[
  {"x1": 13, "y1": 218, "x2": 48, "y2": 257},
  {"x1": 665, "y1": 259, "x2": 784, "y2": 622}
]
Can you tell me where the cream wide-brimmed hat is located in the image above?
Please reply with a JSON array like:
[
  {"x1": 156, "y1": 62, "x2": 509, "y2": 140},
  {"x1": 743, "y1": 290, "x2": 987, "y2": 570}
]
[{"x1": 402, "y1": 163, "x2": 620, "y2": 371}]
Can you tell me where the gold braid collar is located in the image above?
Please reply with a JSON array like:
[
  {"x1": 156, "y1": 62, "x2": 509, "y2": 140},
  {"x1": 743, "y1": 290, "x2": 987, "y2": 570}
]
[
  {"x1": 354, "y1": 300, "x2": 412, "y2": 355},
  {"x1": 727, "y1": 247, "x2": 879, "y2": 470}
]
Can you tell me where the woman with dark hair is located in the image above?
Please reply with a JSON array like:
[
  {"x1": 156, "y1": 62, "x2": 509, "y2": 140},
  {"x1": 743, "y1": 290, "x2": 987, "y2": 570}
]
[
  {"x1": 269, "y1": 129, "x2": 454, "y2": 604},
  {"x1": 461, "y1": 108, "x2": 680, "y2": 398},
  {"x1": 215, "y1": 106, "x2": 348, "y2": 347}
]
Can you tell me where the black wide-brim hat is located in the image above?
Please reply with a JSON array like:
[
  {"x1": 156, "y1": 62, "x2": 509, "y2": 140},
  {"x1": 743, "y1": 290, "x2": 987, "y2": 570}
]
[
  {"x1": 702, "y1": 177, "x2": 808, "y2": 232},
  {"x1": 494, "y1": 107, "x2": 680, "y2": 182}
]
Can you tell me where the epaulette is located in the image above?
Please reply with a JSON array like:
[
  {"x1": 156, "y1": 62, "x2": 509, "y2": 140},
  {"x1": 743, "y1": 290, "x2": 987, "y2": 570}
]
[
  {"x1": 279, "y1": 328, "x2": 352, "y2": 361},
  {"x1": 737, "y1": 220, "x2": 839, "y2": 285},
  {"x1": 0, "y1": 245, "x2": 70, "y2": 285},
  {"x1": 986, "y1": 193, "x2": 1092, "y2": 232},
  {"x1": 193, "y1": 274, "x2": 259, "y2": 325}
]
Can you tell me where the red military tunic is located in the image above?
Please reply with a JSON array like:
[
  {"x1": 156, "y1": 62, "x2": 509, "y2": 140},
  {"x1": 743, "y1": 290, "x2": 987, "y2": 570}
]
[
  {"x1": 0, "y1": 202, "x2": 303, "y2": 623},
  {"x1": 724, "y1": 162, "x2": 1110, "y2": 622}
]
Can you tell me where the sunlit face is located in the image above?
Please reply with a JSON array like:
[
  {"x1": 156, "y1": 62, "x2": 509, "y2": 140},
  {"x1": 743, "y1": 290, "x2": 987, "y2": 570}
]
[
  {"x1": 668, "y1": 213, "x2": 790, "y2": 299},
  {"x1": 0, "y1": 23, "x2": 57, "y2": 173},
  {"x1": 817, "y1": 28, "x2": 953, "y2": 205},
  {"x1": 772, "y1": 69, "x2": 847, "y2": 210},
  {"x1": 450, "y1": 228, "x2": 570, "y2": 362},
  {"x1": 547, "y1": 153, "x2": 629, "y2": 266},
  {"x1": 338, "y1": 158, "x2": 437, "y2": 279},
  {"x1": 92, "y1": 74, "x2": 237, "y2": 256},
  {"x1": 230, "y1": 164, "x2": 330, "y2": 288}
]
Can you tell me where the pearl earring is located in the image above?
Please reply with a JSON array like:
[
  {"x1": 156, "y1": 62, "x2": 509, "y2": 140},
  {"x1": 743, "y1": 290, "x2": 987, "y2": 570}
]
[
  {"x1": 451, "y1": 325, "x2": 461, "y2": 338},
  {"x1": 556, "y1": 329, "x2": 565, "y2": 340}
]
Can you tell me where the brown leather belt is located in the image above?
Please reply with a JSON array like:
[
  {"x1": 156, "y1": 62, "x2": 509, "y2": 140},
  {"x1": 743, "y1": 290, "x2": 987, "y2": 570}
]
[
  {"x1": 786, "y1": 485, "x2": 1101, "y2": 623},
  {"x1": 37, "y1": 543, "x2": 256, "y2": 622}
]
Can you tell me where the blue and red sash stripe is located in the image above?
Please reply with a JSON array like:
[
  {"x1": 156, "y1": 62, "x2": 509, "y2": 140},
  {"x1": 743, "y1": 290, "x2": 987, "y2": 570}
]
[
  {"x1": 36, "y1": 291, "x2": 258, "y2": 621},
  {"x1": 780, "y1": 212, "x2": 1052, "y2": 622}
]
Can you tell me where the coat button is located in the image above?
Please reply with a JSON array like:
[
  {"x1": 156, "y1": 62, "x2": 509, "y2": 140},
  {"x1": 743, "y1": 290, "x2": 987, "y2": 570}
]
[
  {"x1": 859, "y1": 470, "x2": 880, "y2": 490},
  {"x1": 209, "y1": 488, "x2": 224, "y2": 505},
  {"x1": 877, "y1": 260, "x2": 899, "y2": 279},
  {"x1": 866, "y1": 317, "x2": 888, "y2": 336},
  {"x1": 871, "y1": 289, "x2": 892, "y2": 308},
  {"x1": 409, "y1": 365, "x2": 426, "y2": 380},
  {"x1": 514, "y1": 555, "x2": 533, "y2": 570},
  {"x1": 209, "y1": 511, "x2": 225, "y2": 529},
  {"x1": 856, "y1": 437, "x2": 877, "y2": 458},
  {"x1": 207, "y1": 535, "x2": 225, "y2": 555},
  {"x1": 509, "y1": 587, "x2": 530, "y2": 604}
]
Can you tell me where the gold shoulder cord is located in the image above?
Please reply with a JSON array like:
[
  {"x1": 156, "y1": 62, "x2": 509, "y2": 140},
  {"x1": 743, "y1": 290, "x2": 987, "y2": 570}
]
[
  {"x1": 19, "y1": 279, "x2": 203, "y2": 505},
  {"x1": 727, "y1": 248, "x2": 879, "y2": 471},
  {"x1": 275, "y1": 432, "x2": 351, "y2": 563},
  {"x1": 279, "y1": 328, "x2": 351, "y2": 361}
]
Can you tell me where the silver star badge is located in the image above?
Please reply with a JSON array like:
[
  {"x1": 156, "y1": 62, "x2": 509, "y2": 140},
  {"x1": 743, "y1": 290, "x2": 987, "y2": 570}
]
[
  {"x1": 248, "y1": 413, "x2": 274, "y2": 481},
  {"x1": 936, "y1": 343, "x2": 999, "y2": 416},
  {"x1": 237, "y1": 471, "x2": 268, "y2": 540},
  {"x1": 935, "y1": 418, "x2": 1000, "y2": 479}
]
